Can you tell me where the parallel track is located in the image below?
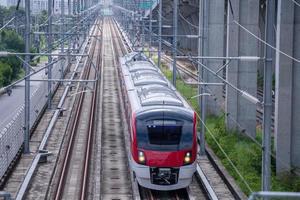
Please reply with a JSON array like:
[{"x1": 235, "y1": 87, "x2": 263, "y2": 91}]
[{"x1": 53, "y1": 19, "x2": 101, "y2": 200}]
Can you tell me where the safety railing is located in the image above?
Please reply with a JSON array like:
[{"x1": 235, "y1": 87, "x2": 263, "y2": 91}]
[
  {"x1": 0, "y1": 60, "x2": 63, "y2": 180},
  {"x1": 248, "y1": 191, "x2": 300, "y2": 200}
]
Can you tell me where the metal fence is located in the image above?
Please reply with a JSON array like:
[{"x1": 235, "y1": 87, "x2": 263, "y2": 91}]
[{"x1": 0, "y1": 61, "x2": 63, "y2": 180}]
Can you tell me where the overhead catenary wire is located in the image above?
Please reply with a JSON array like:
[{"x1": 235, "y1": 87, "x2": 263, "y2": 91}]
[
  {"x1": 291, "y1": 0, "x2": 300, "y2": 7},
  {"x1": 168, "y1": 66, "x2": 255, "y2": 193},
  {"x1": 179, "y1": 12, "x2": 199, "y2": 29},
  {"x1": 0, "y1": 17, "x2": 16, "y2": 32},
  {"x1": 134, "y1": 0, "x2": 300, "y2": 188},
  {"x1": 197, "y1": 111, "x2": 254, "y2": 193},
  {"x1": 175, "y1": 57, "x2": 296, "y2": 175},
  {"x1": 228, "y1": 0, "x2": 300, "y2": 63}
]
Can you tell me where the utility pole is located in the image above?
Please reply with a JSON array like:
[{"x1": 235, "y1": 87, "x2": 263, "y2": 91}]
[
  {"x1": 68, "y1": 0, "x2": 71, "y2": 67},
  {"x1": 158, "y1": 0, "x2": 162, "y2": 68},
  {"x1": 199, "y1": 0, "x2": 208, "y2": 156},
  {"x1": 24, "y1": 0, "x2": 30, "y2": 154},
  {"x1": 47, "y1": 0, "x2": 53, "y2": 108},
  {"x1": 142, "y1": 17, "x2": 145, "y2": 52},
  {"x1": 262, "y1": 0, "x2": 275, "y2": 192},
  {"x1": 149, "y1": 4, "x2": 152, "y2": 58},
  {"x1": 172, "y1": 0, "x2": 178, "y2": 86},
  {"x1": 60, "y1": 0, "x2": 65, "y2": 79}
]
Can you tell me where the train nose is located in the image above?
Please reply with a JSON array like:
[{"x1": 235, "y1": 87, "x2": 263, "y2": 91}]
[{"x1": 144, "y1": 151, "x2": 186, "y2": 167}]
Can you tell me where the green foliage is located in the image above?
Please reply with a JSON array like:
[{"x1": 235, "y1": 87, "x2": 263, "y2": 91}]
[
  {"x1": 0, "y1": 62, "x2": 13, "y2": 86},
  {"x1": 0, "y1": 29, "x2": 25, "y2": 87},
  {"x1": 160, "y1": 64, "x2": 199, "y2": 112},
  {"x1": 0, "y1": 30, "x2": 25, "y2": 52},
  {"x1": 0, "y1": 6, "x2": 25, "y2": 27}
]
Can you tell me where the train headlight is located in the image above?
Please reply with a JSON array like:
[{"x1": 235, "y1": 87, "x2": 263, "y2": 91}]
[
  {"x1": 138, "y1": 151, "x2": 146, "y2": 164},
  {"x1": 184, "y1": 152, "x2": 192, "y2": 164}
]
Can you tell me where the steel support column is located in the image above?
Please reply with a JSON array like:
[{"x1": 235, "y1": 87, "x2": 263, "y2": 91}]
[
  {"x1": 149, "y1": 5, "x2": 152, "y2": 58},
  {"x1": 158, "y1": 0, "x2": 162, "y2": 68},
  {"x1": 60, "y1": 0, "x2": 65, "y2": 79},
  {"x1": 24, "y1": 0, "x2": 30, "y2": 154},
  {"x1": 47, "y1": 0, "x2": 53, "y2": 108},
  {"x1": 172, "y1": 0, "x2": 178, "y2": 86},
  {"x1": 199, "y1": 0, "x2": 209, "y2": 156},
  {"x1": 262, "y1": 0, "x2": 275, "y2": 192}
]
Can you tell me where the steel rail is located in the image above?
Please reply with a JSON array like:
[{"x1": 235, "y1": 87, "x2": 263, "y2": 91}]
[
  {"x1": 14, "y1": 18, "x2": 96, "y2": 200},
  {"x1": 80, "y1": 21, "x2": 101, "y2": 200},
  {"x1": 54, "y1": 20, "x2": 99, "y2": 200}
]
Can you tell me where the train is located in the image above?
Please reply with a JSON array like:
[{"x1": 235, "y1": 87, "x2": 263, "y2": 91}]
[{"x1": 119, "y1": 52, "x2": 197, "y2": 191}]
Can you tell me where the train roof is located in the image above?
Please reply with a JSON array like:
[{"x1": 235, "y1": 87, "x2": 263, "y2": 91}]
[
  {"x1": 126, "y1": 61, "x2": 158, "y2": 72},
  {"x1": 120, "y1": 52, "x2": 193, "y2": 115}
]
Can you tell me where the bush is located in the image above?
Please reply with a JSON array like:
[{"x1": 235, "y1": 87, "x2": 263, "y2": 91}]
[
  {"x1": 0, "y1": 62, "x2": 13, "y2": 86},
  {"x1": 0, "y1": 29, "x2": 25, "y2": 87}
]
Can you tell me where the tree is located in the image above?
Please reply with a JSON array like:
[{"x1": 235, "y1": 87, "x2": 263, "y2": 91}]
[
  {"x1": 0, "y1": 30, "x2": 25, "y2": 86},
  {"x1": 0, "y1": 62, "x2": 13, "y2": 86}
]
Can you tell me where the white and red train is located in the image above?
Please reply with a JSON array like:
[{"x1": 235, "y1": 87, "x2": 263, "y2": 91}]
[{"x1": 119, "y1": 52, "x2": 197, "y2": 191}]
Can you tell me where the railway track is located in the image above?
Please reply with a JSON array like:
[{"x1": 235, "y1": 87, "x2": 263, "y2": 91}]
[
  {"x1": 53, "y1": 19, "x2": 101, "y2": 200},
  {"x1": 94, "y1": 18, "x2": 134, "y2": 199}
]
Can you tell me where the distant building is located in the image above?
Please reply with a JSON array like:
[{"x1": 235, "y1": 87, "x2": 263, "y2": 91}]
[
  {"x1": 32, "y1": 0, "x2": 69, "y2": 15},
  {"x1": 0, "y1": 0, "x2": 24, "y2": 8},
  {"x1": 32, "y1": 0, "x2": 48, "y2": 14}
]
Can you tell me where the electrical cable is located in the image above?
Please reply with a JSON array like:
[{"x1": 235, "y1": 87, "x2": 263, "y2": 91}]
[
  {"x1": 179, "y1": 12, "x2": 198, "y2": 29},
  {"x1": 291, "y1": 0, "x2": 300, "y2": 7},
  {"x1": 228, "y1": 0, "x2": 300, "y2": 63}
]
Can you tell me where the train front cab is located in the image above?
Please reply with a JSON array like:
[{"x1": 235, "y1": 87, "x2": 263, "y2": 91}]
[{"x1": 130, "y1": 109, "x2": 197, "y2": 191}]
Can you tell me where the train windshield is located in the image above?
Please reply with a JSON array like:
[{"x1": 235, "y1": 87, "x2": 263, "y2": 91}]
[{"x1": 136, "y1": 119, "x2": 193, "y2": 151}]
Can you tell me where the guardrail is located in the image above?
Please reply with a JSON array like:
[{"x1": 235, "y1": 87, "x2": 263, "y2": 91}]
[
  {"x1": 248, "y1": 191, "x2": 300, "y2": 200},
  {"x1": 0, "y1": 60, "x2": 63, "y2": 181}
]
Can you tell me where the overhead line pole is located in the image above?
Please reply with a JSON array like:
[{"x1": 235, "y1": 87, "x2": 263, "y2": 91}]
[
  {"x1": 60, "y1": 0, "x2": 65, "y2": 80},
  {"x1": 262, "y1": 0, "x2": 275, "y2": 192},
  {"x1": 47, "y1": 0, "x2": 53, "y2": 109},
  {"x1": 172, "y1": 0, "x2": 178, "y2": 86},
  {"x1": 199, "y1": 0, "x2": 209, "y2": 156},
  {"x1": 149, "y1": 3, "x2": 152, "y2": 58},
  {"x1": 24, "y1": 0, "x2": 30, "y2": 154},
  {"x1": 158, "y1": 0, "x2": 162, "y2": 68},
  {"x1": 142, "y1": 16, "x2": 145, "y2": 52}
]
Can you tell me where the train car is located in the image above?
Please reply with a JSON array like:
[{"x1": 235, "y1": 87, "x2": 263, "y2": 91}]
[{"x1": 119, "y1": 52, "x2": 197, "y2": 191}]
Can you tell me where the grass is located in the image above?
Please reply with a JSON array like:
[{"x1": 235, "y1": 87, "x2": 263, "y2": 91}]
[{"x1": 156, "y1": 59, "x2": 300, "y2": 196}]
